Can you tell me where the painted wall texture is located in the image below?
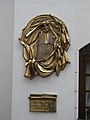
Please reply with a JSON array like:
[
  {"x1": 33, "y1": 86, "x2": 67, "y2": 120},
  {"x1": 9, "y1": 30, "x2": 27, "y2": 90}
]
[
  {"x1": 12, "y1": 0, "x2": 75, "y2": 120},
  {"x1": 0, "y1": 0, "x2": 14, "y2": 120},
  {"x1": 0, "y1": 0, "x2": 90, "y2": 120},
  {"x1": 12, "y1": 0, "x2": 90, "y2": 120}
]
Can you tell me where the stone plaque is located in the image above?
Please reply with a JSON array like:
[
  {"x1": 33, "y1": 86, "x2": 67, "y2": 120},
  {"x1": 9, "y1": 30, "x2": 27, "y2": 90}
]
[{"x1": 28, "y1": 94, "x2": 57, "y2": 112}]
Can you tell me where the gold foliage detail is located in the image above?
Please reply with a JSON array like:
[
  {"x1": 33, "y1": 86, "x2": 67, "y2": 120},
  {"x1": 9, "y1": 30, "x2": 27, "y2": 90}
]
[{"x1": 19, "y1": 14, "x2": 70, "y2": 79}]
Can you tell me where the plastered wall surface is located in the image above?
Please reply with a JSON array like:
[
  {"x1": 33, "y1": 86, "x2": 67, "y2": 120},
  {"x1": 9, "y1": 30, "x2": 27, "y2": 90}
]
[
  {"x1": 12, "y1": 0, "x2": 76, "y2": 120},
  {"x1": 76, "y1": 0, "x2": 90, "y2": 50},
  {"x1": 0, "y1": 0, "x2": 90, "y2": 120},
  {"x1": 0, "y1": 0, "x2": 14, "y2": 120}
]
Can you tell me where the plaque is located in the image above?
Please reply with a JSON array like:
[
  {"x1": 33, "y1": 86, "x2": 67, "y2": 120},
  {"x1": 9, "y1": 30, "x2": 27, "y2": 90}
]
[
  {"x1": 19, "y1": 14, "x2": 70, "y2": 79},
  {"x1": 28, "y1": 94, "x2": 57, "y2": 112}
]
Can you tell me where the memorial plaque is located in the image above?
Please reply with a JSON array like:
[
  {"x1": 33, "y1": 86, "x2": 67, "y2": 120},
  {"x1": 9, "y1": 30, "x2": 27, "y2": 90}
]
[
  {"x1": 19, "y1": 14, "x2": 70, "y2": 80},
  {"x1": 28, "y1": 94, "x2": 57, "y2": 112}
]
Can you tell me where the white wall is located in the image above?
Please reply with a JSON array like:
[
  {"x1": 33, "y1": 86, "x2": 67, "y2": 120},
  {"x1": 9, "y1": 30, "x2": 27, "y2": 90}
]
[
  {"x1": 76, "y1": 0, "x2": 90, "y2": 50},
  {"x1": 12, "y1": 0, "x2": 76, "y2": 120},
  {"x1": 0, "y1": 0, "x2": 14, "y2": 120},
  {"x1": 1, "y1": 0, "x2": 90, "y2": 120}
]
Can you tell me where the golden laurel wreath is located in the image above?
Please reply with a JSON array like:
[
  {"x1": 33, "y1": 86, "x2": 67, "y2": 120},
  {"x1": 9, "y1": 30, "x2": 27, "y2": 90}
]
[{"x1": 19, "y1": 14, "x2": 70, "y2": 79}]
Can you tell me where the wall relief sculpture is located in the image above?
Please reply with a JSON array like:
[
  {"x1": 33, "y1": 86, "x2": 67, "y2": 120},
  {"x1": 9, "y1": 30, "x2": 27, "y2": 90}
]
[{"x1": 19, "y1": 14, "x2": 70, "y2": 79}]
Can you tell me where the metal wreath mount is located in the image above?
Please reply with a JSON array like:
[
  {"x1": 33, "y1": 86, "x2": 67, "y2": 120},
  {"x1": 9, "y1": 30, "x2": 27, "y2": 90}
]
[{"x1": 19, "y1": 14, "x2": 70, "y2": 79}]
